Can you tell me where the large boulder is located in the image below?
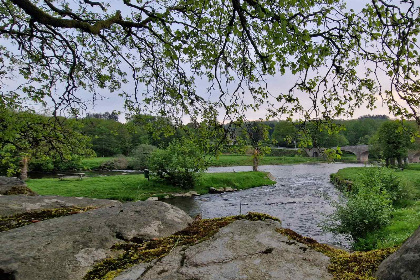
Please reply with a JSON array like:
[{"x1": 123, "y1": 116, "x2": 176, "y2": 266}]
[
  {"x1": 0, "y1": 176, "x2": 37, "y2": 196},
  {"x1": 116, "y1": 219, "x2": 332, "y2": 280},
  {"x1": 0, "y1": 201, "x2": 192, "y2": 280},
  {"x1": 376, "y1": 225, "x2": 420, "y2": 280},
  {"x1": 0, "y1": 195, "x2": 122, "y2": 216}
]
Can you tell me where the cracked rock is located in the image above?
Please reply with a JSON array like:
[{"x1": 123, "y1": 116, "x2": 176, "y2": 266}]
[
  {"x1": 136, "y1": 219, "x2": 332, "y2": 280},
  {"x1": 0, "y1": 201, "x2": 192, "y2": 280}
]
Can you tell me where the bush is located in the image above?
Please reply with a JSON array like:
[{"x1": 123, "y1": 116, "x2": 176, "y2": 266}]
[
  {"x1": 130, "y1": 144, "x2": 157, "y2": 170},
  {"x1": 324, "y1": 168, "x2": 398, "y2": 246},
  {"x1": 100, "y1": 155, "x2": 129, "y2": 170},
  {"x1": 30, "y1": 156, "x2": 84, "y2": 172},
  {"x1": 356, "y1": 168, "x2": 408, "y2": 206},
  {"x1": 324, "y1": 186, "x2": 393, "y2": 242},
  {"x1": 148, "y1": 139, "x2": 208, "y2": 189}
]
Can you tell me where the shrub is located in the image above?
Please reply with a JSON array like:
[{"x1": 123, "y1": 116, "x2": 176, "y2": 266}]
[
  {"x1": 130, "y1": 144, "x2": 157, "y2": 170},
  {"x1": 100, "y1": 155, "x2": 128, "y2": 170},
  {"x1": 324, "y1": 186, "x2": 393, "y2": 244},
  {"x1": 324, "y1": 169, "x2": 397, "y2": 246},
  {"x1": 357, "y1": 168, "x2": 408, "y2": 206},
  {"x1": 148, "y1": 139, "x2": 208, "y2": 189}
]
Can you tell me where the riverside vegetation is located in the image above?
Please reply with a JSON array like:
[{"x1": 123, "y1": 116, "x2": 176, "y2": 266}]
[
  {"x1": 328, "y1": 165, "x2": 420, "y2": 251},
  {"x1": 26, "y1": 172, "x2": 275, "y2": 201}
]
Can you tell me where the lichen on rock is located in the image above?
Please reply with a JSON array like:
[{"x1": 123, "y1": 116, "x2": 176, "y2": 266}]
[
  {"x1": 83, "y1": 212, "x2": 281, "y2": 280},
  {"x1": 277, "y1": 228, "x2": 398, "y2": 280},
  {"x1": 0, "y1": 206, "x2": 96, "y2": 232}
]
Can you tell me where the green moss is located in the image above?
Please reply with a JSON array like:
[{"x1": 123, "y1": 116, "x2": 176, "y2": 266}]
[
  {"x1": 4, "y1": 186, "x2": 37, "y2": 196},
  {"x1": 330, "y1": 173, "x2": 353, "y2": 192},
  {"x1": 276, "y1": 228, "x2": 398, "y2": 280},
  {"x1": 83, "y1": 212, "x2": 280, "y2": 280},
  {"x1": 0, "y1": 206, "x2": 96, "y2": 232}
]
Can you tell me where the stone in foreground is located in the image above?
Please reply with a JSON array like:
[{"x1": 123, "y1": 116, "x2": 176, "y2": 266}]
[
  {"x1": 123, "y1": 219, "x2": 332, "y2": 280},
  {"x1": 0, "y1": 195, "x2": 122, "y2": 216},
  {"x1": 0, "y1": 201, "x2": 192, "y2": 280},
  {"x1": 376, "y1": 225, "x2": 420, "y2": 280},
  {"x1": 0, "y1": 176, "x2": 37, "y2": 196}
]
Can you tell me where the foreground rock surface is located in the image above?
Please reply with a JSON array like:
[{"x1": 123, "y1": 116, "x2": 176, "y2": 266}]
[
  {"x1": 0, "y1": 195, "x2": 122, "y2": 216},
  {"x1": 376, "y1": 225, "x2": 420, "y2": 280},
  {"x1": 0, "y1": 176, "x2": 37, "y2": 196},
  {"x1": 116, "y1": 219, "x2": 332, "y2": 280},
  {"x1": 0, "y1": 201, "x2": 192, "y2": 280}
]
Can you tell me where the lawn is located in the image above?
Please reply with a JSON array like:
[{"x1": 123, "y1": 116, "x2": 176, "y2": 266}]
[
  {"x1": 27, "y1": 171, "x2": 276, "y2": 201},
  {"x1": 332, "y1": 165, "x2": 420, "y2": 249},
  {"x1": 208, "y1": 154, "x2": 323, "y2": 167}
]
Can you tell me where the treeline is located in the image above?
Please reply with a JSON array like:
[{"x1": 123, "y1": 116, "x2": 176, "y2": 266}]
[
  {"x1": 78, "y1": 113, "x2": 395, "y2": 157},
  {"x1": 1, "y1": 109, "x2": 418, "y2": 179}
]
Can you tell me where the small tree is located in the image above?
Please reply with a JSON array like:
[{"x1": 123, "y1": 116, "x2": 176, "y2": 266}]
[
  {"x1": 130, "y1": 144, "x2": 157, "y2": 170},
  {"x1": 148, "y1": 138, "x2": 208, "y2": 189},
  {"x1": 244, "y1": 121, "x2": 271, "y2": 172}
]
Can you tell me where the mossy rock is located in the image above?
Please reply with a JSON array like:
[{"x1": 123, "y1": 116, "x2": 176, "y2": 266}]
[
  {"x1": 86, "y1": 212, "x2": 397, "y2": 280},
  {"x1": 0, "y1": 177, "x2": 37, "y2": 196}
]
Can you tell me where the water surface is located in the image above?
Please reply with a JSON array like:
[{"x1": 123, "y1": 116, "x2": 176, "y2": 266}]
[{"x1": 165, "y1": 163, "x2": 365, "y2": 248}]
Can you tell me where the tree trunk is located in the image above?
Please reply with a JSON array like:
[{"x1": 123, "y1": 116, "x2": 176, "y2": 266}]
[
  {"x1": 397, "y1": 157, "x2": 403, "y2": 168},
  {"x1": 20, "y1": 156, "x2": 29, "y2": 181},
  {"x1": 253, "y1": 149, "x2": 259, "y2": 172}
]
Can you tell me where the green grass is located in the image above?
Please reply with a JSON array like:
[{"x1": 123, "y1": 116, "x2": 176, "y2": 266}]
[
  {"x1": 27, "y1": 172, "x2": 275, "y2": 201},
  {"x1": 80, "y1": 153, "x2": 355, "y2": 171},
  {"x1": 208, "y1": 154, "x2": 322, "y2": 167},
  {"x1": 80, "y1": 157, "x2": 115, "y2": 170},
  {"x1": 332, "y1": 165, "x2": 420, "y2": 249}
]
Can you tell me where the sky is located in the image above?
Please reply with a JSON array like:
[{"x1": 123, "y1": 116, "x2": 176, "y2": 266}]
[
  {"x1": 2, "y1": 0, "x2": 412, "y2": 122},
  {"x1": 83, "y1": 0, "x2": 395, "y2": 122}
]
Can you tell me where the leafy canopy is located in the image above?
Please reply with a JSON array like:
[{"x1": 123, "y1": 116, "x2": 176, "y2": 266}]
[{"x1": 1, "y1": 0, "x2": 419, "y2": 124}]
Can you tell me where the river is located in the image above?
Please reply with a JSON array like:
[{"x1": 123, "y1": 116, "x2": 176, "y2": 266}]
[{"x1": 164, "y1": 163, "x2": 365, "y2": 249}]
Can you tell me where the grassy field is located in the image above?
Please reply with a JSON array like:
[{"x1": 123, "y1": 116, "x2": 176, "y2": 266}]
[
  {"x1": 27, "y1": 171, "x2": 275, "y2": 201},
  {"x1": 332, "y1": 166, "x2": 420, "y2": 249},
  {"x1": 207, "y1": 154, "x2": 323, "y2": 166}
]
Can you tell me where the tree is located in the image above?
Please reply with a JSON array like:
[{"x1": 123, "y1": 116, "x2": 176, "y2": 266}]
[
  {"x1": 243, "y1": 121, "x2": 270, "y2": 171},
  {"x1": 373, "y1": 120, "x2": 416, "y2": 167},
  {"x1": 80, "y1": 117, "x2": 132, "y2": 156},
  {"x1": 272, "y1": 121, "x2": 297, "y2": 148},
  {"x1": 148, "y1": 138, "x2": 208, "y2": 189},
  {"x1": 86, "y1": 112, "x2": 119, "y2": 121},
  {"x1": 0, "y1": 109, "x2": 94, "y2": 179},
  {"x1": 1, "y1": 1, "x2": 419, "y2": 125}
]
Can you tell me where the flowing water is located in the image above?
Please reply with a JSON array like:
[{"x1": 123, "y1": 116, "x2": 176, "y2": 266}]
[{"x1": 164, "y1": 163, "x2": 365, "y2": 249}]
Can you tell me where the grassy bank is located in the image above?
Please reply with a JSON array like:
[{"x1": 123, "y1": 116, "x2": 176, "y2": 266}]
[
  {"x1": 331, "y1": 166, "x2": 420, "y2": 250},
  {"x1": 208, "y1": 154, "x2": 323, "y2": 166},
  {"x1": 27, "y1": 172, "x2": 275, "y2": 201}
]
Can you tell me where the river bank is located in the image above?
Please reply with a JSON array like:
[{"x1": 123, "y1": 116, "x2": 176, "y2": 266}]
[
  {"x1": 28, "y1": 163, "x2": 364, "y2": 248},
  {"x1": 26, "y1": 171, "x2": 275, "y2": 201},
  {"x1": 331, "y1": 165, "x2": 420, "y2": 250}
]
